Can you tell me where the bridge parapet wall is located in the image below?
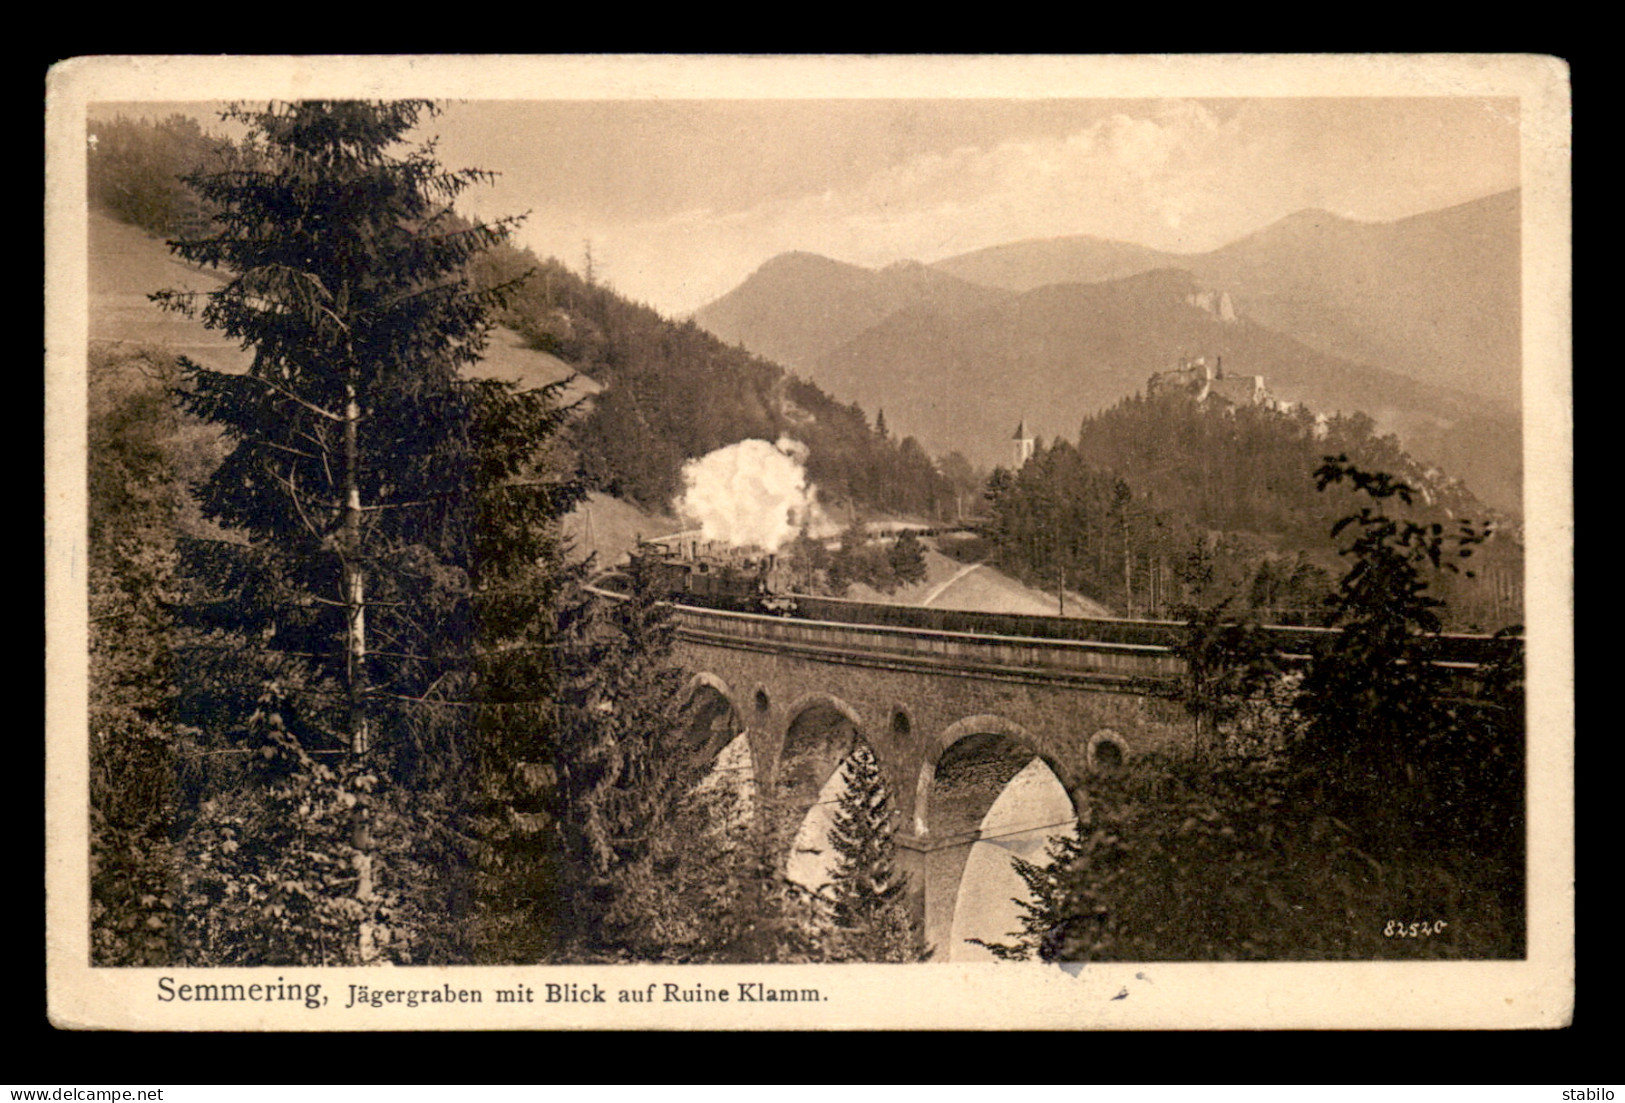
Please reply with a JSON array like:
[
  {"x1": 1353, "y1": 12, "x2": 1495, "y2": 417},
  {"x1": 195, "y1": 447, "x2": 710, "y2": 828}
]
[
  {"x1": 673, "y1": 605, "x2": 1187, "y2": 691},
  {"x1": 586, "y1": 581, "x2": 1522, "y2": 671},
  {"x1": 770, "y1": 593, "x2": 1523, "y2": 667}
]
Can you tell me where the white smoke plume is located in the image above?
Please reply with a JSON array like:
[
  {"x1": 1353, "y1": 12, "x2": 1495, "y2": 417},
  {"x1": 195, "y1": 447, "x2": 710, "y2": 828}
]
[{"x1": 675, "y1": 437, "x2": 826, "y2": 552}]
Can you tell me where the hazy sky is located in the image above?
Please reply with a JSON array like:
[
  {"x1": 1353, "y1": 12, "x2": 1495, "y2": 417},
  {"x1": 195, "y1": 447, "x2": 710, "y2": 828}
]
[{"x1": 98, "y1": 97, "x2": 1520, "y2": 317}]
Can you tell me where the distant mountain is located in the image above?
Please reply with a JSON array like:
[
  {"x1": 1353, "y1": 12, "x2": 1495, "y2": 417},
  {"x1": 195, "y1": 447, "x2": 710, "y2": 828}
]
[
  {"x1": 929, "y1": 190, "x2": 1522, "y2": 411},
  {"x1": 931, "y1": 234, "x2": 1185, "y2": 293},
  {"x1": 1198, "y1": 191, "x2": 1521, "y2": 411},
  {"x1": 693, "y1": 251, "x2": 1008, "y2": 371},
  {"x1": 810, "y1": 268, "x2": 1522, "y2": 513},
  {"x1": 693, "y1": 192, "x2": 1524, "y2": 512}
]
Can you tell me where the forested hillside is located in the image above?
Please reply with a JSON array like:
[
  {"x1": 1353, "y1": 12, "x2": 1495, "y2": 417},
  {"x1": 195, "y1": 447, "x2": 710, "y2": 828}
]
[
  {"x1": 469, "y1": 241, "x2": 954, "y2": 518},
  {"x1": 984, "y1": 394, "x2": 1523, "y2": 632},
  {"x1": 87, "y1": 113, "x2": 228, "y2": 238}
]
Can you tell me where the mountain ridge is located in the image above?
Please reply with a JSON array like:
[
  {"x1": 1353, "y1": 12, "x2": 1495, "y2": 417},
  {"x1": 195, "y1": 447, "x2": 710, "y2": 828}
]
[
  {"x1": 812, "y1": 268, "x2": 1522, "y2": 513},
  {"x1": 694, "y1": 249, "x2": 1011, "y2": 372},
  {"x1": 698, "y1": 190, "x2": 1520, "y2": 412},
  {"x1": 692, "y1": 192, "x2": 1523, "y2": 512},
  {"x1": 928, "y1": 233, "x2": 1186, "y2": 293},
  {"x1": 934, "y1": 189, "x2": 1522, "y2": 411}
]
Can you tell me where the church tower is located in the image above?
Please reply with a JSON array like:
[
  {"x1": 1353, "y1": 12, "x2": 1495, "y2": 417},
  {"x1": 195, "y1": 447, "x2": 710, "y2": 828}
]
[{"x1": 1012, "y1": 418, "x2": 1035, "y2": 468}]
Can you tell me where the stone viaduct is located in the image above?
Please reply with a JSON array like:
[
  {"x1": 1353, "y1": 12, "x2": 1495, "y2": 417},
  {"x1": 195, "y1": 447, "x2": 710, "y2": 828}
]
[{"x1": 597, "y1": 586, "x2": 1517, "y2": 957}]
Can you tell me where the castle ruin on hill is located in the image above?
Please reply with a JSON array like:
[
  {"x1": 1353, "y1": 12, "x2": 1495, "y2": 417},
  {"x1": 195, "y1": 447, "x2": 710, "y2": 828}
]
[
  {"x1": 1146, "y1": 355, "x2": 1269, "y2": 406},
  {"x1": 1146, "y1": 356, "x2": 1328, "y2": 438}
]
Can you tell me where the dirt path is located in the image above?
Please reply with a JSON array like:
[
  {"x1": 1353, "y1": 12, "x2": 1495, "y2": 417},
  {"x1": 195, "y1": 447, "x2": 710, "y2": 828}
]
[
  {"x1": 920, "y1": 559, "x2": 988, "y2": 607},
  {"x1": 923, "y1": 556, "x2": 1114, "y2": 618},
  {"x1": 843, "y1": 546, "x2": 1116, "y2": 617}
]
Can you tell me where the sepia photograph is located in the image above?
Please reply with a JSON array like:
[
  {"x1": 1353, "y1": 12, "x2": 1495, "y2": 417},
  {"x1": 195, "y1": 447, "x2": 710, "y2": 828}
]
[{"x1": 44, "y1": 54, "x2": 1572, "y2": 1030}]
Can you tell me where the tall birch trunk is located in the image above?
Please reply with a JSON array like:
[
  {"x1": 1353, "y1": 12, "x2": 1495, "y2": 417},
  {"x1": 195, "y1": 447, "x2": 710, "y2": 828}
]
[
  {"x1": 1122, "y1": 521, "x2": 1133, "y2": 618},
  {"x1": 343, "y1": 364, "x2": 377, "y2": 963}
]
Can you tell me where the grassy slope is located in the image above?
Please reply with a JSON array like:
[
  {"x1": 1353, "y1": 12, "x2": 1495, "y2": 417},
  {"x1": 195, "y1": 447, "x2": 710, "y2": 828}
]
[
  {"x1": 841, "y1": 541, "x2": 1114, "y2": 618},
  {"x1": 89, "y1": 210, "x2": 253, "y2": 372},
  {"x1": 91, "y1": 208, "x2": 598, "y2": 408},
  {"x1": 560, "y1": 491, "x2": 679, "y2": 567}
]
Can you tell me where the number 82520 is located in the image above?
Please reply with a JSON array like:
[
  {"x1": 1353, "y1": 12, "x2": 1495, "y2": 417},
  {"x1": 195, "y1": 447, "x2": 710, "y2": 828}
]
[{"x1": 1384, "y1": 920, "x2": 1448, "y2": 937}]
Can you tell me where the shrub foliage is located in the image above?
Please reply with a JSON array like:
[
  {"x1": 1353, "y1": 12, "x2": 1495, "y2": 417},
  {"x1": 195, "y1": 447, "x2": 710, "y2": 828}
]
[{"x1": 975, "y1": 459, "x2": 1525, "y2": 962}]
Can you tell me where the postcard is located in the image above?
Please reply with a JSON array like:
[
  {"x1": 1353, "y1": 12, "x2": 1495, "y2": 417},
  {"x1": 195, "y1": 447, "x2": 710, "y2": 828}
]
[{"x1": 45, "y1": 53, "x2": 1572, "y2": 1030}]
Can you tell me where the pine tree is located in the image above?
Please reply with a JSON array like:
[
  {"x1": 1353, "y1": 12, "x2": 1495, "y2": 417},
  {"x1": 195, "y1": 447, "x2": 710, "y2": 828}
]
[
  {"x1": 155, "y1": 100, "x2": 579, "y2": 963},
  {"x1": 821, "y1": 743, "x2": 927, "y2": 962},
  {"x1": 788, "y1": 525, "x2": 831, "y2": 591},
  {"x1": 889, "y1": 529, "x2": 928, "y2": 586},
  {"x1": 547, "y1": 553, "x2": 703, "y2": 958},
  {"x1": 966, "y1": 826, "x2": 1090, "y2": 962}
]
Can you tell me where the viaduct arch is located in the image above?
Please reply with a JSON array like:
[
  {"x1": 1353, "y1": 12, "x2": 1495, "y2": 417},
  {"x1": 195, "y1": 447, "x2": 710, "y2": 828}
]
[
  {"x1": 665, "y1": 604, "x2": 1195, "y2": 960},
  {"x1": 628, "y1": 592, "x2": 1515, "y2": 961}
]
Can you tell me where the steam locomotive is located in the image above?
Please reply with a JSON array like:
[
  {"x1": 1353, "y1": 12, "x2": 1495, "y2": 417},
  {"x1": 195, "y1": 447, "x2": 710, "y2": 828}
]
[{"x1": 622, "y1": 536, "x2": 800, "y2": 615}]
